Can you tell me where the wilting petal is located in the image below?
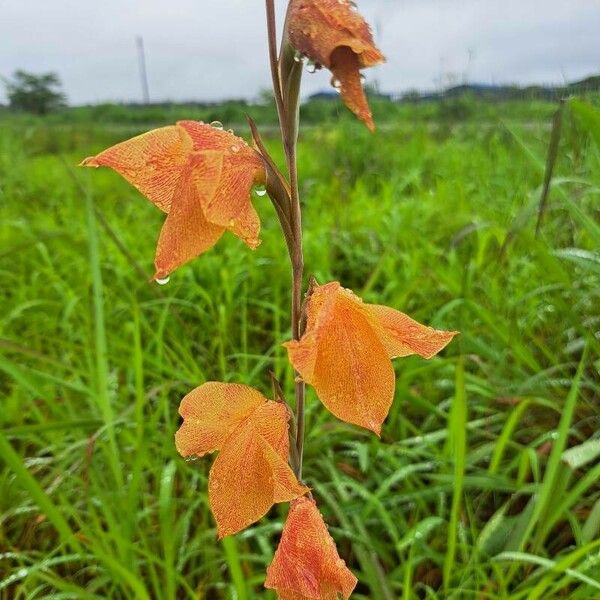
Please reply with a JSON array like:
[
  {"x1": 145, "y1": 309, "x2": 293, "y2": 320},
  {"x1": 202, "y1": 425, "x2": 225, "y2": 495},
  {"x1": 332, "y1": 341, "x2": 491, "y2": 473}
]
[
  {"x1": 176, "y1": 384, "x2": 307, "y2": 538},
  {"x1": 285, "y1": 283, "x2": 457, "y2": 434},
  {"x1": 265, "y1": 497, "x2": 357, "y2": 600},
  {"x1": 82, "y1": 121, "x2": 266, "y2": 278},
  {"x1": 175, "y1": 382, "x2": 266, "y2": 458},
  {"x1": 367, "y1": 304, "x2": 458, "y2": 359},
  {"x1": 287, "y1": 0, "x2": 385, "y2": 129}
]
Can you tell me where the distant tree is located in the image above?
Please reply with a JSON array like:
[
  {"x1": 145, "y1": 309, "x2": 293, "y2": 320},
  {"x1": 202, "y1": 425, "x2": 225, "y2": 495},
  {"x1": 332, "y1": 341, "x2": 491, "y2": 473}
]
[{"x1": 3, "y1": 70, "x2": 66, "y2": 115}]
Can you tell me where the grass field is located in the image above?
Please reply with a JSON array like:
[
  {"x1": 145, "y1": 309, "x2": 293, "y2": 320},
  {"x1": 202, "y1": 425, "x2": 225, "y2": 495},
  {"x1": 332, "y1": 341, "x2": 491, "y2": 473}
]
[{"x1": 1, "y1": 99, "x2": 599, "y2": 599}]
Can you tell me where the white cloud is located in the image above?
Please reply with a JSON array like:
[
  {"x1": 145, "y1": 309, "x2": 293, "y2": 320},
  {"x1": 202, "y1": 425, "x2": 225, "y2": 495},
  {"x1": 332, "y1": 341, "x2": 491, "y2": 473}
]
[{"x1": 0, "y1": 0, "x2": 598, "y2": 104}]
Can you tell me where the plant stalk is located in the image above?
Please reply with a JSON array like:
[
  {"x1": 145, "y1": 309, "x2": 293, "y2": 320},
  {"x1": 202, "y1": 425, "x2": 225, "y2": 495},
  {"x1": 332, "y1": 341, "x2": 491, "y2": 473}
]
[{"x1": 264, "y1": 0, "x2": 306, "y2": 480}]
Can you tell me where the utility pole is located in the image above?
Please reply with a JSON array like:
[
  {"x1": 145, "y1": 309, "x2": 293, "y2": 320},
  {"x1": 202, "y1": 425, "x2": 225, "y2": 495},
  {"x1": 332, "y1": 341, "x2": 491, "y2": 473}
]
[{"x1": 136, "y1": 36, "x2": 150, "y2": 104}]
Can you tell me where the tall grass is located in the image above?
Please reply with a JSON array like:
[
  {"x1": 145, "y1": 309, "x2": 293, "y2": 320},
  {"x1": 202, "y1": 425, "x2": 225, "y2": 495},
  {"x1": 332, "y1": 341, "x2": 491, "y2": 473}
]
[{"x1": 0, "y1": 101, "x2": 599, "y2": 598}]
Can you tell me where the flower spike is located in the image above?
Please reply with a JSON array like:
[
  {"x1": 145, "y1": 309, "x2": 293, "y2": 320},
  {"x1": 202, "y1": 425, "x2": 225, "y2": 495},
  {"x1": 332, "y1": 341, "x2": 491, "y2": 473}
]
[
  {"x1": 81, "y1": 121, "x2": 265, "y2": 280},
  {"x1": 265, "y1": 496, "x2": 357, "y2": 600},
  {"x1": 284, "y1": 282, "x2": 458, "y2": 434},
  {"x1": 175, "y1": 382, "x2": 308, "y2": 538},
  {"x1": 286, "y1": 0, "x2": 385, "y2": 130}
]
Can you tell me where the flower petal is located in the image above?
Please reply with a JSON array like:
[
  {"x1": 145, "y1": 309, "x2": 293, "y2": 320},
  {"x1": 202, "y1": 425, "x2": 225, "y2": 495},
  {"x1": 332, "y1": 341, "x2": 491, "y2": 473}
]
[
  {"x1": 178, "y1": 120, "x2": 265, "y2": 240},
  {"x1": 287, "y1": 0, "x2": 384, "y2": 129},
  {"x1": 265, "y1": 496, "x2": 357, "y2": 600},
  {"x1": 175, "y1": 382, "x2": 266, "y2": 458},
  {"x1": 154, "y1": 153, "x2": 226, "y2": 278},
  {"x1": 209, "y1": 401, "x2": 308, "y2": 538},
  {"x1": 81, "y1": 125, "x2": 192, "y2": 213},
  {"x1": 82, "y1": 121, "x2": 266, "y2": 277},
  {"x1": 286, "y1": 283, "x2": 394, "y2": 434},
  {"x1": 331, "y1": 46, "x2": 374, "y2": 131},
  {"x1": 285, "y1": 283, "x2": 458, "y2": 434},
  {"x1": 367, "y1": 304, "x2": 459, "y2": 359}
]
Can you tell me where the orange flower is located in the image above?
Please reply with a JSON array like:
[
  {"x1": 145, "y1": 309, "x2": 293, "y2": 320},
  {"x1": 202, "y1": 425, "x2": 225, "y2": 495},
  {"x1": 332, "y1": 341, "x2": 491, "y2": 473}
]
[
  {"x1": 287, "y1": 0, "x2": 385, "y2": 130},
  {"x1": 175, "y1": 382, "x2": 308, "y2": 538},
  {"x1": 265, "y1": 496, "x2": 357, "y2": 600},
  {"x1": 81, "y1": 121, "x2": 265, "y2": 280},
  {"x1": 284, "y1": 283, "x2": 457, "y2": 434}
]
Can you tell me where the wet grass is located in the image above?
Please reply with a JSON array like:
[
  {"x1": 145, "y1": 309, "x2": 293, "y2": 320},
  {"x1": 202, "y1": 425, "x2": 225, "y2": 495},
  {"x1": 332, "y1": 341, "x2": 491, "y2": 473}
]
[{"x1": 0, "y1": 102, "x2": 599, "y2": 598}]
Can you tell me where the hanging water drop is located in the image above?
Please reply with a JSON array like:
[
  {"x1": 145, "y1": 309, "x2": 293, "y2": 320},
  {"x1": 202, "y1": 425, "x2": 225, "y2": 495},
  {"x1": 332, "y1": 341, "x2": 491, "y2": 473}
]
[
  {"x1": 306, "y1": 62, "x2": 318, "y2": 74},
  {"x1": 254, "y1": 185, "x2": 267, "y2": 197},
  {"x1": 156, "y1": 276, "x2": 170, "y2": 286},
  {"x1": 331, "y1": 77, "x2": 342, "y2": 93},
  {"x1": 210, "y1": 121, "x2": 224, "y2": 130}
]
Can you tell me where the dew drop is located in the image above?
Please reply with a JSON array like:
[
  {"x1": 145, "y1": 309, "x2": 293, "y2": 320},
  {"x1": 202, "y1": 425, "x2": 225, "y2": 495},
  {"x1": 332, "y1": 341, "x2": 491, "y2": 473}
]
[
  {"x1": 254, "y1": 185, "x2": 267, "y2": 197},
  {"x1": 210, "y1": 120, "x2": 224, "y2": 130},
  {"x1": 306, "y1": 62, "x2": 318, "y2": 74},
  {"x1": 155, "y1": 276, "x2": 170, "y2": 286},
  {"x1": 331, "y1": 77, "x2": 342, "y2": 93},
  {"x1": 231, "y1": 144, "x2": 241, "y2": 153}
]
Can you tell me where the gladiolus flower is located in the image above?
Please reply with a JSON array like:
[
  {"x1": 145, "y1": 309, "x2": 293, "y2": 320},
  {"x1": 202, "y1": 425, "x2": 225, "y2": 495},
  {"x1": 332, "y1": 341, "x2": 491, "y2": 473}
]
[
  {"x1": 265, "y1": 496, "x2": 357, "y2": 600},
  {"x1": 81, "y1": 121, "x2": 265, "y2": 280},
  {"x1": 284, "y1": 282, "x2": 458, "y2": 434},
  {"x1": 287, "y1": 0, "x2": 385, "y2": 130},
  {"x1": 175, "y1": 382, "x2": 308, "y2": 538}
]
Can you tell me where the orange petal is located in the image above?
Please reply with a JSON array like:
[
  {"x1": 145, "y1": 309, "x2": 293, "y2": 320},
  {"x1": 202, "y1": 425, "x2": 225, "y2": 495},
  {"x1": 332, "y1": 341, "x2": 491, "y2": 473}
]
[
  {"x1": 175, "y1": 382, "x2": 266, "y2": 458},
  {"x1": 80, "y1": 125, "x2": 192, "y2": 213},
  {"x1": 209, "y1": 401, "x2": 308, "y2": 538},
  {"x1": 285, "y1": 283, "x2": 394, "y2": 434},
  {"x1": 265, "y1": 497, "x2": 357, "y2": 600},
  {"x1": 285, "y1": 283, "x2": 458, "y2": 434},
  {"x1": 82, "y1": 121, "x2": 266, "y2": 276},
  {"x1": 176, "y1": 384, "x2": 307, "y2": 538},
  {"x1": 154, "y1": 153, "x2": 225, "y2": 279},
  {"x1": 287, "y1": 0, "x2": 384, "y2": 129},
  {"x1": 179, "y1": 120, "x2": 265, "y2": 240},
  {"x1": 331, "y1": 46, "x2": 374, "y2": 131},
  {"x1": 367, "y1": 304, "x2": 459, "y2": 359}
]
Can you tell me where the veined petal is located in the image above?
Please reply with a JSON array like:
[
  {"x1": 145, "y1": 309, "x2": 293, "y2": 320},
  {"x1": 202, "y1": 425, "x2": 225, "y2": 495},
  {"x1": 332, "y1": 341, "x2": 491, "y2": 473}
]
[
  {"x1": 287, "y1": 0, "x2": 384, "y2": 129},
  {"x1": 265, "y1": 497, "x2": 357, "y2": 600},
  {"x1": 285, "y1": 283, "x2": 457, "y2": 434},
  {"x1": 209, "y1": 401, "x2": 308, "y2": 538},
  {"x1": 367, "y1": 304, "x2": 458, "y2": 359},
  {"x1": 82, "y1": 121, "x2": 266, "y2": 277},
  {"x1": 331, "y1": 46, "x2": 374, "y2": 131},
  {"x1": 175, "y1": 382, "x2": 266, "y2": 458},
  {"x1": 81, "y1": 125, "x2": 192, "y2": 213},
  {"x1": 176, "y1": 384, "x2": 307, "y2": 538},
  {"x1": 154, "y1": 154, "x2": 225, "y2": 279}
]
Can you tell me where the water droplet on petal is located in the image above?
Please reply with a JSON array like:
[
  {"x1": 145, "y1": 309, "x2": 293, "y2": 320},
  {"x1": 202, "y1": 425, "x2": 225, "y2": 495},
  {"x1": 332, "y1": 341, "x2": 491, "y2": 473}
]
[
  {"x1": 254, "y1": 185, "x2": 267, "y2": 197},
  {"x1": 156, "y1": 276, "x2": 170, "y2": 286},
  {"x1": 210, "y1": 121, "x2": 224, "y2": 130},
  {"x1": 231, "y1": 144, "x2": 241, "y2": 153},
  {"x1": 331, "y1": 78, "x2": 342, "y2": 93}
]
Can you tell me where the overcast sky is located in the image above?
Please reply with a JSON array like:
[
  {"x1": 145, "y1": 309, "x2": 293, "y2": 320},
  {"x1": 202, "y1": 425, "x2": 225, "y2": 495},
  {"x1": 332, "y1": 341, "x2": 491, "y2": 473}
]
[{"x1": 1, "y1": 0, "x2": 599, "y2": 105}]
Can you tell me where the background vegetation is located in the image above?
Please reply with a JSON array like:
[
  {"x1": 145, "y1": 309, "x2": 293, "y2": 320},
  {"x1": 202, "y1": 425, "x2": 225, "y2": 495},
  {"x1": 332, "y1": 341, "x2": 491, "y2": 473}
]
[{"x1": 0, "y1": 96, "x2": 599, "y2": 598}]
